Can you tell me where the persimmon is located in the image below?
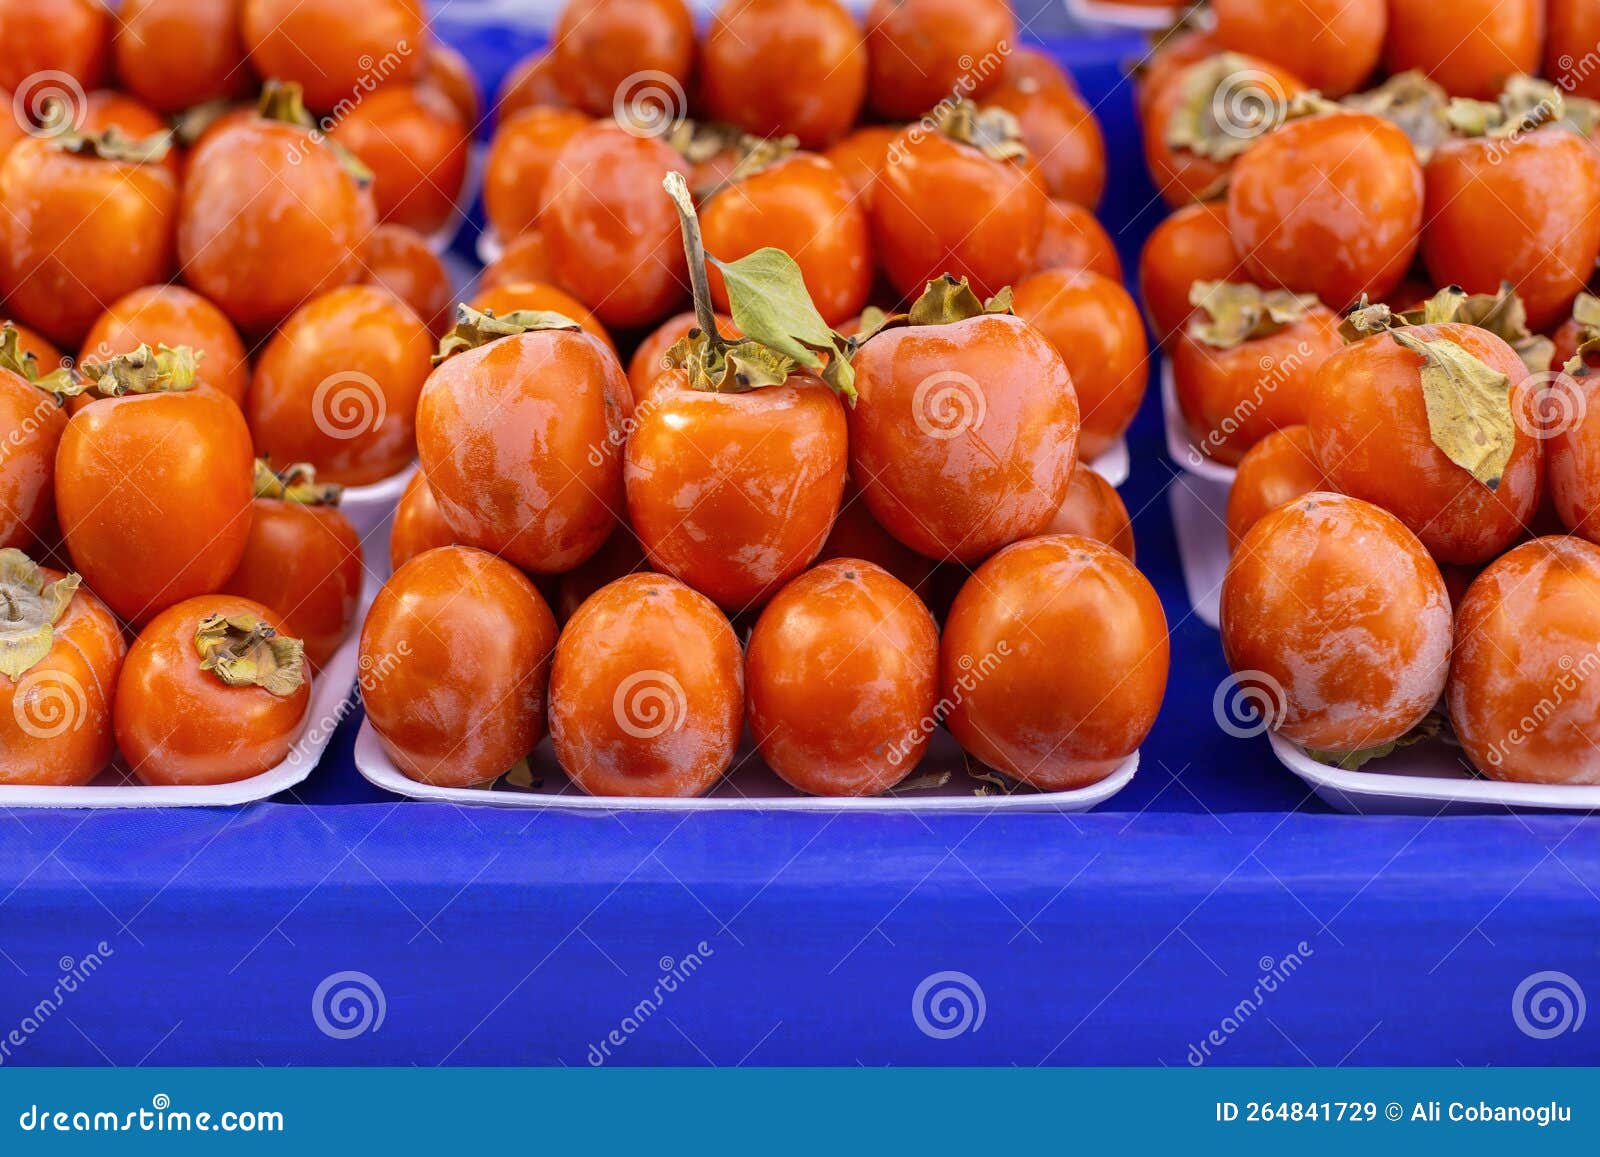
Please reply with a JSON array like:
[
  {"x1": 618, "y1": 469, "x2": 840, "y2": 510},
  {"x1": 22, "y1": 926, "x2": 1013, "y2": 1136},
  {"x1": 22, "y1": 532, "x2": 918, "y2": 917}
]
[
  {"x1": 422, "y1": 41, "x2": 481, "y2": 127},
  {"x1": 482, "y1": 105, "x2": 589, "y2": 242},
  {"x1": 1544, "y1": 362, "x2": 1600, "y2": 541},
  {"x1": 1225, "y1": 425, "x2": 1325, "y2": 549},
  {"x1": 0, "y1": 329, "x2": 72, "y2": 552},
  {"x1": 542, "y1": 122, "x2": 689, "y2": 327},
  {"x1": 0, "y1": 131, "x2": 176, "y2": 346},
  {"x1": 242, "y1": 0, "x2": 424, "y2": 113},
  {"x1": 1035, "y1": 198, "x2": 1121, "y2": 282},
  {"x1": 872, "y1": 102, "x2": 1046, "y2": 301},
  {"x1": 1171, "y1": 283, "x2": 1344, "y2": 466},
  {"x1": 388, "y1": 470, "x2": 455, "y2": 571},
  {"x1": 1211, "y1": 0, "x2": 1385, "y2": 98},
  {"x1": 823, "y1": 125, "x2": 897, "y2": 212},
  {"x1": 747, "y1": 559, "x2": 938, "y2": 796},
  {"x1": 944, "y1": 535, "x2": 1168, "y2": 790},
  {"x1": 701, "y1": 151, "x2": 872, "y2": 327},
  {"x1": 1222, "y1": 492, "x2": 1451, "y2": 753},
  {"x1": 1011, "y1": 268, "x2": 1146, "y2": 461},
  {"x1": 331, "y1": 83, "x2": 469, "y2": 235},
  {"x1": 2, "y1": 321, "x2": 63, "y2": 369},
  {"x1": 985, "y1": 72, "x2": 1106, "y2": 208},
  {"x1": 0, "y1": 550, "x2": 124, "y2": 786},
  {"x1": 1229, "y1": 109, "x2": 1423, "y2": 309},
  {"x1": 1449, "y1": 537, "x2": 1600, "y2": 783},
  {"x1": 0, "y1": 0, "x2": 108, "y2": 94},
  {"x1": 249, "y1": 286, "x2": 434, "y2": 487},
  {"x1": 628, "y1": 310, "x2": 739, "y2": 400},
  {"x1": 999, "y1": 46, "x2": 1077, "y2": 97},
  {"x1": 494, "y1": 51, "x2": 565, "y2": 121},
  {"x1": 469, "y1": 281, "x2": 615, "y2": 357},
  {"x1": 75, "y1": 90, "x2": 179, "y2": 170},
  {"x1": 81, "y1": 286, "x2": 248, "y2": 406},
  {"x1": 1138, "y1": 200, "x2": 1240, "y2": 347},
  {"x1": 864, "y1": 0, "x2": 1012, "y2": 120},
  {"x1": 1549, "y1": 0, "x2": 1600, "y2": 99},
  {"x1": 361, "y1": 224, "x2": 454, "y2": 337},
  {"x1": 700, "y1": 0, "x2": 866, "y2": 149},
  {"x1": 178, "y1": 86, "x2": 373, "y2": 334},
  {"x1": 221, "y1": 462, "x2": 362, "y2": 669},
  {"x1": 417, "y1": 308, "x2": 626, "y2": 574},
  {"x1": 555, "y1": 526, "x2": 646, "y2": 623},
  {"x1": 1385, "y1": 0, "x2": 1540, "y2": 99},
  {"x1": 850, "y1": 276, "x2": 1079, "y2": 562},
  {"x1": 1307, "y1": 319, "x2": 1543, "y2": 564},
  {"x1": 551, "y1": 0, "x2": 696, "y2": 118},
  {"x1": 1046, "y1": 461, "x2": 1135, "y2": 560},
  {"x1": 480, "y1": 231, "x2": 557, "y2": 292},
  {"x1": 56, "y1": 347, "x2": 253, "y2": 624},
  {"x1": 1551, "y1": 294, "x2": 1600, "y2": 372},
  {"x1": 549, "y1": 572, "x2": 743, "y2": 798},
  {"x1": 362, "y1": 546, "x2": 556, "y2": 787},
  {"x1": 817, "y1": 482, "x2": 939, "y2": 593},
  {"x1": 1135, "y1": 21, "x2": 1220, "y2": 120},
  {"x1": 114, "y1": 0, "x2": 250, "y2": 114}
]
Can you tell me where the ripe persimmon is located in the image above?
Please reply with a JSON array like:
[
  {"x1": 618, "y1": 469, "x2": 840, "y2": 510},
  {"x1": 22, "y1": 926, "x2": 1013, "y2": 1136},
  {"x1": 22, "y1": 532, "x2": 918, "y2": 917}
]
[
  {"x1": 114, "y1": 0, "x2": 251, "y2": 114},
  {"x1": 483, "y1": 106, "x2": 590, "y2": 243},
  {"x1": 81, "y1": 286, "x2": 248, "y2": 406},
  {"x1": 388, "y1": 470, "x2": 455, "y2": 572},
  {"x1": 1211, "y1": 0, "x2": 1385, "y2": 98},
  {"x1": 1138, "y1": 200, "x2": 1240, "y2": 346},
  {"x1": 242, "y1": 0, "x2": 424, "y2": 112},
  {"x1": 1224, "y1": 425, "x2": 1326, "y2": 549},
  {"x1": 550, "y1": 0, "x2": 695, "y2": 118},
  {"x1": 1385, "y1": 0, "x2": 1540, "y2": 99},
  {"x1": 864, "y1": 0, "x2": 1012, "y2": 120},
  {"x1": 1045, "y1": 462, "x2": 1135, "y2": 560},
  {"x1": 331, "y1": 83, "x2": 469, "y2": 236}
]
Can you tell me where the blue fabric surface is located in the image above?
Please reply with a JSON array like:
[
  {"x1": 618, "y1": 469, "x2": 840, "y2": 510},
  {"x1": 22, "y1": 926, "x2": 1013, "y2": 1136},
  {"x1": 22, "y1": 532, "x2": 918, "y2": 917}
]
[{"x1": 1, "y1": 23, "x2": 1597, "y2": 1068}]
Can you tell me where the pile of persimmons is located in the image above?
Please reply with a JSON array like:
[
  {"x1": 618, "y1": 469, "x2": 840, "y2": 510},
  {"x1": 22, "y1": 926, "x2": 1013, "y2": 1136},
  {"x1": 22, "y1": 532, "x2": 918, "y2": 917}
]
[
  {"x1": 0, "y1": 0, "x2": 1170, "y2": 800},
  {"x1": 1143, "y1": 0, "x2": 1600, "y2": 785}
]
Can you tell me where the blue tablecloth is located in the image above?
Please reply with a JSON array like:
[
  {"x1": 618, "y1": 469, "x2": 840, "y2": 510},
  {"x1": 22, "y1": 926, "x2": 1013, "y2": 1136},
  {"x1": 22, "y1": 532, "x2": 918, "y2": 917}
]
[{"x1": 1, "y1": 20, "x2": 1597, "y2": 1069}]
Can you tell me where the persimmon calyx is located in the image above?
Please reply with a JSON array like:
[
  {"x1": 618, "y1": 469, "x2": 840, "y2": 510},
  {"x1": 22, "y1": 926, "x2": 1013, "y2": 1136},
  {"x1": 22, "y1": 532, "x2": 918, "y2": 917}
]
[
  {"x1": 256, "y1": 80, "x2": 374, "y2": 187},
  {"x1": 0, "y1": 549, "x2": 80, "y2": 679},
  {"x1": 50, "y1": 121, "x2": 173, "y2": 165},
  {"x1": 79, "y1": 344, "x2": 198, "y2": 396},
  {"x1": 662, "y1": 171, "x2": 856, "y2": 401},
  {"x1": 1187, "y1": 281, "x2": 1316, "y2": 348},
  {"x1": 195, "y1": 614, "x2": 306, "y2": 696},
  {"x1": 1568, "y1": 293, "x2": 1600, "y2": 368},
  {"x1": 253, "y1": 459, "x2": 343, "y2": 506},
  {"x1": 432, "y1": 304, "x2": 583, "y2": 365},
  {"x1": 0, "y1": 325, "x2": 84, "y2": 398},
  {"x1": 1445, "y1": 76, "x2": 1562, "y2": 139},
  {"x1": 1306, "y1": 712, "x2": 1445, "y2": 770},
  {"x1": 853, "y1": 275, "x2": 1013, "y2": 347},
  {"x1": 1404, "y1": 283, "x2": 1553, "y2": 374},
  {"x1": 1165, "y1": 53, "x2": 1327, "y2": 162},
  {"x1": 664, "y1": 120, "x2": 798, "y2": 198},
  {"x1": 171, "y1": 99, "x2": 235, "y2": 147},
  {"x1": 1341, "y1": 71, "x2": 1450, "y2": 161},
  {"x1": 934, "y1": 100, "x2": 1028, "y2": 164},
  {"x1": 1391, "y1": 329, "x2": 1515, "y2": 491}
]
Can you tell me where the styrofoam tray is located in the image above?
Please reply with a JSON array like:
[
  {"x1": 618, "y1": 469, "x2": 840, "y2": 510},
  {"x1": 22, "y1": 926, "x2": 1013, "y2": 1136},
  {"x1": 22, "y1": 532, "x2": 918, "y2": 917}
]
[
  {"x1": 1064, "y1": 0, "x2": 1183, "y2": 30},
  {"x1": 1161, "y1": 360, "x2": 1236, "y2": 485},
  {"x1": 1089, "y1": 437, "x2": 1129, "y2": 488},
  {"x1": 1168, "y1": 471, "x2": 1228, "y2": 628},
  {"x1": 340, "y1": 462, "x2": 418, "y2": 539},
  {"x1": 1268, "y1": 732, "x2": 1600, "y2": 815},
  {"x1": 355, "y1": 721, "x2": 1139, "y2": 812},
  {"x1": 0, "y1": 607, "x2": 362, "y2": 809}
]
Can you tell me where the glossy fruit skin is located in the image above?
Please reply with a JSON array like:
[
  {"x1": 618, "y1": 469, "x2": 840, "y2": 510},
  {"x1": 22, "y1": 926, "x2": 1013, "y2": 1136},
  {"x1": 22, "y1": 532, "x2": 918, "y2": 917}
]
[
  {"x1": 332, "y1": 83, "x2": 469, "y2": 235},
  {"x1": 747, "y1": 559, "x2": 938, "y2": 795},
  {"x1": 223, "y1": 499, "x2": 363, "y2": 669},
  {"x1": 78, "y1": 91, "x2": 182, "y2": 178},
  {"x1": 1138, "y1": 201, "x2": 1240, "y2": 347},
  {"x1": 57, "y1": 387, "x2": 253, "y2": 624},
  {"x1": 249, "y1": 286, "x2": 434, "y2": 487},
  {"x1": 865, "y1": 0, "x2": 1013, "y2": 120},
  {"x1": 817, "y1": 482, "x2": 939, "y2": 593},
  {"x1": 849, "y1": 314, "x2": 1080, "y2": 562},
  {"x1": 549, "y1": 572, "x2": 743, "y2": 798},
  {"x1": 1422, "y1": 133, "x2": 1600, "y2": 332},
  {"x1": 388, "y1": 470, "x2": 454, "y2": 571},
  {"x1": 242, "y1": 0, "x2": 425, "y2": 112},
  {"x1": 1229, "y1": 112, "x2": 1423, "y2": 309},
  {"x1": 81, "y1": 286, "x2": 248, "y2": 406},
  {"x1": 1222, "y1": 492, "x2": 1451, "y2": 752},
  {"x1": 418, "y1": 329, "x2": 626, "y2": 574},
  {"x1": 1035, "y1": 198, "x2": 1121, "y2": 281},
  {"x1": 178, "y1": 118, "x2": 371, "y2": 334},
  {"x1": 700, "y1": 0, "x2": 866, "y2": 149},
  {"x1": 552, "y1": 0, "x2": 695, "y2": 116},
  {"x1": 0, "y1": 0, "x2": 108, "y2": 93},
  {"x1": 1549, "y1": 0, "x2": 1600, "y2": 98},
  {"x1": 872, "y1": 128, "x2": 1046, "y2": 301},
  {"x1": 424, "y1": 42, "x2": 481, "y2": 126},
  {"x1": 702, "y1": 154, "x2": 872, "y2": 327},
  {"x1": 1011, "y1": 269, "x2": 1146, "y2": 461},
  {"x1": 627, "y1": 310, "x2": 738, "y2": 399},
  {"x1": 1385, "y1": 0, "x2": 1541, "y2": 99},
  {"x1": 1545, "y1": 368, "x2": 1600, "y2": 542},
  {"x1": 1045, "y1": 461, "x2": 1135, "y2": 560},
  {"x1": 115, "y1": 594, "x2": 312, "y2": 786},
  {"x1": 1212, "y1": 0, "x2": 1385, "y2": 97},
  {"x1": 626, "y1": 370, "x2": 848, "y2": 610},
  {"x1": 555, "y1": 526, "x2": 646, "y2": 623},
  {"x1": 944, "y1": 535, "x2": 1168, "y2": 790},
  {"x1": 362, "y1": 224, "x2": 454, "y2": 337},
  {"x1": 1307, "y1": 322, "x2": 1543, "y2": 564},
  {"x1": 1449, "y1": 537, "x2": 1600, "y2": 784},
  {"x1": 541, "y1": 124, "x2": 689, "y2": 328},
  {"x1": 0, "y1": 372, "x2": 68, "y2": 551},
  {"x1": 0, "y1": 572, "x2": 123, "y2": 786},
  {"x1": 0, "y1": 139, "x2": 176, "y2": 345},
  {"x1": 481, "y1": 230, "x2": 558, "y2": 292},
  {"x1": 483, "y1": 106, "x2": 590, "y2": 242},
  {"x1": 361, "y1": 546, "x2": 557, "y2": 787},
  {"x1": 470, "y1": 281, "x2": 615, "y2": 358},
  {"x1": 985, "y1": 76, "x2": 1106, "y2": 208},
  {"x1": 114, "y1": 0, "x2": 251, "y2": 114},
  {"x1": 1225, "y1": 425, "x2": 1325, "y2": 550},
  {"x1": 495, "y1": 51, "x2": 565, "y2": 121},
  {"x1": 823, "y1": 125, "x2": 897, "y2": 212},
  {"x1": 1172, "y1": 304, "x2": 1344, "y2": 467}
]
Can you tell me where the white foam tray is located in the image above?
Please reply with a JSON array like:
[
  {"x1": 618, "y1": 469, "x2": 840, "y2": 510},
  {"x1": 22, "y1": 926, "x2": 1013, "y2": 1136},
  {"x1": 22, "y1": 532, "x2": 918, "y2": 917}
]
[
  {"x1": 339, "y1": 462, "x2": 418, "y2": 539},
  {"x1": 1162, "y1": 360, "x2": 1232, "y2": 629},
  {"x1": 1268, "y1": 732, "x2": 1600, "y2": 816},
  {"x1": 1064, "y1": 0, "x2": 1183, "y2": 30},
  {"x1": 354, "y1": 721, "x2": 1139, "y2": 813},
  {"x1": 1089, "y1": 437, "x2": 1129, "y2": 488}
]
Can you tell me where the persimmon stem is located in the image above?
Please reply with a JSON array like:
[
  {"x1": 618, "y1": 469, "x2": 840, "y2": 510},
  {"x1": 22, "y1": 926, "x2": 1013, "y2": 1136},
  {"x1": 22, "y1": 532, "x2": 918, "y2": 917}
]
[{"x1": 663, "y1": 172, "x2": 725, "y2": 355}]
